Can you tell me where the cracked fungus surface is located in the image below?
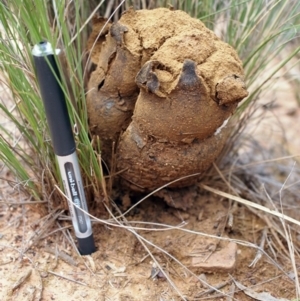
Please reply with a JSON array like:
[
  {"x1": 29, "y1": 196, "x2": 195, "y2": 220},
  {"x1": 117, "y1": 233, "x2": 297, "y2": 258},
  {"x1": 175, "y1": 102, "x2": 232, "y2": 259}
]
[{"x1": 87, "y1": 8, "x2": 248, "y2": 192}]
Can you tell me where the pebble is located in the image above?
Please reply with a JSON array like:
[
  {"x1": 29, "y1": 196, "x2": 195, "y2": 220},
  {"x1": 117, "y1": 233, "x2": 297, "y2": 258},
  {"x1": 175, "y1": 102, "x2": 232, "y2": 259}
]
[{"x1": 40, "y1": 271, "x2": 48, "y2": 278}]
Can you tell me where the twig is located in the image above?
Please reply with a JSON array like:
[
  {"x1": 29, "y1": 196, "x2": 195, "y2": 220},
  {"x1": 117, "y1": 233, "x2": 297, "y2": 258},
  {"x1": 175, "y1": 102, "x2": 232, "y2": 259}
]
[
  {"x1": 23, "y1": 209, "x2": 64, "y2": 252},
  {"x1": 55, "y1": 221, "x2": 78, "y2": 253},
  {"x1": 44, "y1": 246, "x2": 77, "y2": 266},
  {"x1": 119, "y1": 172, "x2": 202, "y2": 218},
  {"x1": 40, "y1": 224, "x2": 72, "y2": 239},
  {"x1": 249, "y1": 227, "x2": 267, "y2": 267},
  {"x1": 5, "y1": 269, "x2": 32, "y2": 300},
  {"x1": 226, "y1": 282, "x2": 236, "y2": 301},
  {"x1": 260, "y1": 213, "x2": 290, "y2": 258},
  {"x1": 262, "y1": 185, "x2": 295, "y2": 257},
  {"x1": 85, "y1": 255, "x2": 96, "y2": 273},
  {"x1": 195, "y1": 279, "x2": 231, "y2": 298},
  {"x1": 44, "y1": 270, "x2": 87, "y2": 286},
  {"x1": 0, "y1": 200, "x2": 47, "y2": 204}
]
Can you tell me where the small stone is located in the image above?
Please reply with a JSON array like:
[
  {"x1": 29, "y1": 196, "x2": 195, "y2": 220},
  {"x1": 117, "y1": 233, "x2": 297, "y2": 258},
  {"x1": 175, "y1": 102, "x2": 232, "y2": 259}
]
[
  {"x1": 250, "y1": 278, "x2": 256, "y2": 285},
  {"x1": 190, "y1": 241, "x2": 237, "y2": 272},
  {"x1": 40, "y1": 271, "x2": 48, "y2": 278},
  {"x1": 198, "y1": 273, "x2": 208, "y2": 288}
]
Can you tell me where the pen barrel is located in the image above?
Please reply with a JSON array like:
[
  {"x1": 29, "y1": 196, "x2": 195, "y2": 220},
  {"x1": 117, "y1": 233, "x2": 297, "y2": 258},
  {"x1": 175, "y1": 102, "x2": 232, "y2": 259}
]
[
  {"x1": 33, "y1": 48, "x2": 75, "y2": 156},
  {"x1": 57, "y1": 152, "x2": 95, "y2": 254},
  {"x1": 56, "y1": 153, "x2": 93, "y2": 235}
]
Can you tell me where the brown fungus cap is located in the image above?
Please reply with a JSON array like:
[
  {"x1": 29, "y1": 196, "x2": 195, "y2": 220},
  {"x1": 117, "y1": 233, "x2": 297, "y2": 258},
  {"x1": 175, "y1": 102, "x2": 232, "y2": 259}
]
[{"x1": 87, "y1": 8, "x2": 248, "y2": 191}]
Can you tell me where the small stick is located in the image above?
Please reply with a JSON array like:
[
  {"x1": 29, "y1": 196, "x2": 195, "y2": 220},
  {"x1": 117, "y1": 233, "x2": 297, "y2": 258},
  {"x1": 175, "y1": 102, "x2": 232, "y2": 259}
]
[
  {"x1": 23, "y1": 210, "x2": 64, "y2": 252},
  {"x1": 5, "y1": 269, "x2": 32, "y2": 300},
  {"x1": 249, "y1": 227, "x2": 268, "y2": 267},
  {"x1": 228, "y1": 202, "x2": 238, "y2": 229},
  {"x1": 10, "y1": 269, "x2": 32, "y2": 291},
  {"x1": 226, "y1": 282, "x2": 236, "y2": 301},
  {"x1": 45, "y1": 270, "x2": 87, "y2": 286},
  {"x1": 85, "y1": 255, "x2": 96, "y2": 273},
  {"x1": 195, "y1": 280, "x2": 231, "y2": 297},
  {"x1": 139, "y1": 254, "x2": 150, "y2": 263},
  {"x1": 44, "y1": 246, "x2": 77, "y2": 266},
  {"x1": 0, "y1": 200, "x2": 47, "y2": 204}
]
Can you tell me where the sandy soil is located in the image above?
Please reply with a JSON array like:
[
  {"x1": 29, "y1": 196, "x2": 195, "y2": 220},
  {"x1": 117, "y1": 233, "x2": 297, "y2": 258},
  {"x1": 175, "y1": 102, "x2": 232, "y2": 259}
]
[{"x1": 0, "y1": 188, "x2": 298, "y2": 301}]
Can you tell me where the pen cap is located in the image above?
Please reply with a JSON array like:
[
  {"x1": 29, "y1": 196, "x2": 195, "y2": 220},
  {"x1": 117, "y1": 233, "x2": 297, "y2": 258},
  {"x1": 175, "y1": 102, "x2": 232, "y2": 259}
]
[{"x1": 32, "y1": 42, "x2": 75, "y2": 156}]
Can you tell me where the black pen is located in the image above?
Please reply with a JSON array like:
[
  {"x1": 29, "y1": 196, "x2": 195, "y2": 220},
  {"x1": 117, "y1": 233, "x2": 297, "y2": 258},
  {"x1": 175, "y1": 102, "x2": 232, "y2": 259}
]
[{"x1": 32, "y1": 41, "x2": 96, "y2": 255}]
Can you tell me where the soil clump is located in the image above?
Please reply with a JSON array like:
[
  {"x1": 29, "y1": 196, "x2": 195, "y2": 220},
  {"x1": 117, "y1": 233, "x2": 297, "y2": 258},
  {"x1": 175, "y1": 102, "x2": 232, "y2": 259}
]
[{"x1": 87, "y1": 8, "x2": 248, "y2": 196}]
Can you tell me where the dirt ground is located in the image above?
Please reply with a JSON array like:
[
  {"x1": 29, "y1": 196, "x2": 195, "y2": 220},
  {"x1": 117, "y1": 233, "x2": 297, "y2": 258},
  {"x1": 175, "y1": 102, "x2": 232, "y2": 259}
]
[
  {"x1": 0, "y1": 190, "x2": 298, "y2": 301},
  {"x1": 1, "y1": 31, "x2": 300, "y2": 301}
]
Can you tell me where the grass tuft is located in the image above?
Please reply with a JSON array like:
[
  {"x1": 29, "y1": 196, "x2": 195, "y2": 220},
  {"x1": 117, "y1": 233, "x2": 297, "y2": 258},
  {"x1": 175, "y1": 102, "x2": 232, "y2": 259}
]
[{"x1": 0, "y1": 1, "x2": 103, "y2": 206}]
